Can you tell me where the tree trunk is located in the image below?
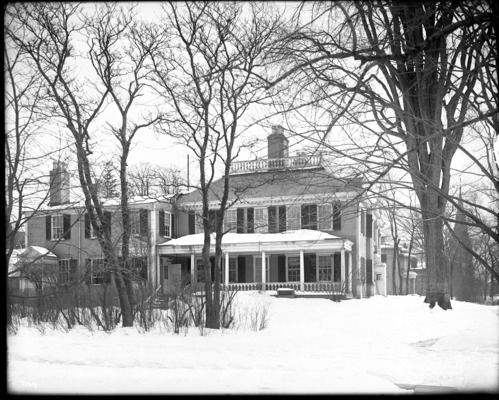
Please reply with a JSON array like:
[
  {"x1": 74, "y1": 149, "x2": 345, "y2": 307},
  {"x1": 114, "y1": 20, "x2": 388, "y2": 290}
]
[{"x1": 423, "y1": 213, "x2": 452, "y2": 310}]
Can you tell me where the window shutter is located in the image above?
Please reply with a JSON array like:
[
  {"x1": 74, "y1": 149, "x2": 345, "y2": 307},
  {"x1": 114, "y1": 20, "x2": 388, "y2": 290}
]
[
  {"x1": 278, "y1": 206, "x2": 286, "y2": 233},
  {"x1": 84, "y1": 213, "x2": 91, "y2": 238},
  {"x1": 188, "y1": 212, "x2": 196, "y2": 235},
  {"x1": 237, "y1": 256, "x2": 246, "y2": 283},
  {"x1": 268, "y1": 206, "x2": 277, "y2": 233},
  {"x1": 70, "y1": 259, "x2": 78, "y2": 282},
  {"x1": 46, "y1": 215, "x2": 52, "y2": 240},
  {"x1": 236, "y1": 208, "x2": 244, "y2": 233},
  {"x1": 366, "y1": 214, "x2": 373, "y2": 238},
  {"x1": 84, "y1": 259, "x2": 92, "y2": 285},
  {"x1": 63, "y1": 214, "x2": 71, "y2": 240},
  {"x1": 246, "y1": 208, "x2": 254, "y2": 233},
  {"x1": 171, "y1": 213, "x2": 176, "y2": 238},
  {"x1": 159, "y1": 210, "x2": 165, "y2": 236},
  {"x1": 333, "y1": 202, "x2": 342, "y2": 231},
  {"x1": 278, "y1": 255, "x2": 286, "y2": 281},
  {"x1": 366, "y1": 259, "x2": 373, "y2": 284},
  {"x1": 140, "y1": 209, "x2": 148, "y2": 235}
]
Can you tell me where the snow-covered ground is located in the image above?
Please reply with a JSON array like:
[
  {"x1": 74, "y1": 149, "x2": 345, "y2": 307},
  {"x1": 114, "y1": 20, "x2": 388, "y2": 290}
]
[{"x1": 7, "y1": 292, "x2": 499, "y2": 395}]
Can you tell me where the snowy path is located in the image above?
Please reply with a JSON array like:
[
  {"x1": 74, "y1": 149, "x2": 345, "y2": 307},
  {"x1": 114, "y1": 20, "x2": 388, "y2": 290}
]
[{"x1": 7, "y1": 293, "x2": 499, "y2": 394}]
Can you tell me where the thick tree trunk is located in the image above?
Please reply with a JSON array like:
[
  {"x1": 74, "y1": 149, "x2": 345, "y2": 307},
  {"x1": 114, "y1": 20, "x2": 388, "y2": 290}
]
[{"x1": 423, "y1": 214, "x2": 452, "y2": 310}]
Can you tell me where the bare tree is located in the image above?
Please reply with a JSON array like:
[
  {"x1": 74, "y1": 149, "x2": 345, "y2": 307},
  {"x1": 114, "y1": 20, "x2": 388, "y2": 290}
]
[
  {"x1": 150, "y1": 1, "x2": 283, "y2": 328},
  {"x1": 267, "y1": 1, "x2": 497, "y2": 310},
  {"x1": 6, "y1": 3, "x2": 158, "y2": 326},
  {"x1": 128, "y1": 162, "x2": 186, "y2": 197}
]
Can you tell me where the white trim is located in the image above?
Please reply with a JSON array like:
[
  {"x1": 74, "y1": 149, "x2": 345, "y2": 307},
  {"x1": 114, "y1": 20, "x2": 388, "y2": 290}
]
[{"x1": 180, "y1": 192, "x2": 358, "y2": 210}]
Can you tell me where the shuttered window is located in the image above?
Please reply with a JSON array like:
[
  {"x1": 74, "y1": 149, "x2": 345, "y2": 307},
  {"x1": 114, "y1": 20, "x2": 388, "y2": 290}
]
[{"x1": 47, "y1": 214, "x2": 71, "y2": 240}]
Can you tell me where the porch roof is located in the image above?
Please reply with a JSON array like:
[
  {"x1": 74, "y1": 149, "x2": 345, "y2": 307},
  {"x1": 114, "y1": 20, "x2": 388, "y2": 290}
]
[{"x1": 157, "y1": 229, "x2": 354, "y2": 255}]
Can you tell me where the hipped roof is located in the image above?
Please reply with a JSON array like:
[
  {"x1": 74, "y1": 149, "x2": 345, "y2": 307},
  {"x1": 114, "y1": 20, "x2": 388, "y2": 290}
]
[{"x1": 178, "y1": 167, "x2": 363, "y2": 205}]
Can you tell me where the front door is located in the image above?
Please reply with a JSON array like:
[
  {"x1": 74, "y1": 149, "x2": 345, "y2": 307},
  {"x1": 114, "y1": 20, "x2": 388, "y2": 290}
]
[{"x1": 162, "y1": 263, "x2": 182, "y2": 295}]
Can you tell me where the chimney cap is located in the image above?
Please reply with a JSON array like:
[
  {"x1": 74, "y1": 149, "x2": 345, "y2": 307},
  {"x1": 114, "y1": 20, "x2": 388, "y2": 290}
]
[{"x1": 270, "y1": 125, "x2": 285, "y2": 136}]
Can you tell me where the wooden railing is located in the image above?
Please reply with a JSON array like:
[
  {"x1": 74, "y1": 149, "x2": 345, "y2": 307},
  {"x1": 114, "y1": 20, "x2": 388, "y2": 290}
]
[
  {"x1": 226, "y1": 281, "x2": 343, "y2": 293},
  {"x1": 230, "y1": 154, "x2": 322, "y2": 174}
]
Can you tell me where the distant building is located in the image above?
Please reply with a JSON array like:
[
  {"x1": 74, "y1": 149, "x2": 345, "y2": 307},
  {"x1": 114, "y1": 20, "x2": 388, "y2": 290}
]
[{"x1": 380, "y1": 238, "x2": 418, "y2": 295}]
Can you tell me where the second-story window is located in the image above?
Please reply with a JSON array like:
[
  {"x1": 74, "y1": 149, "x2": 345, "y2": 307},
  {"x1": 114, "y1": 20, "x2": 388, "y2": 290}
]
[
  {"x1": 287, "y1": 206, "x2": 300, "y2": 230},
  {"x1": 159, "y1": 210, "x2": 173, "y2": 238},
  {"x1": 318, "y1": 204, "x2": 332, "y2": 230},
  {"x1": 254, "y1": 207, "x2": 268, "y2": 233},
  {"x1": 52, "y1": 215, "x2": 64, "y2": 239},
  {"x1": 224, "y1": 209, "x2": 237, "y2": 232},
  {"x1": 131, "y1": 211, "x2": 140, "y2": 236},
  {"x1": 46, "y1": 214, "x2": 71, "y2": 240},
  {"x1": 301, "y1": 204, "x2": 317, "y2": 230}
]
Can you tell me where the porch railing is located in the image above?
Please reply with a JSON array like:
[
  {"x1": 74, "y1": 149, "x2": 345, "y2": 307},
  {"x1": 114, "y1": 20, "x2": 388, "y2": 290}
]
[{"x1": 226, "y1": 282, "x2": 343, "y2": 293}]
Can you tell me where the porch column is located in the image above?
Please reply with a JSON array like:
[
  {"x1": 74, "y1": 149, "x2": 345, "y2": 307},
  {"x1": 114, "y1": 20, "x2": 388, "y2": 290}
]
[
  {"x1": 348, "y1": 252, "x2": 353, "y2": 295},
  {"x1": 341, "y1": 249, "x2": 345, "y2": 293},
  {"x1": 300, "y1": 250, "x2": 304, "y2": 291},
  {"x1": 262, "y1": 251, "x2": 266, "y2": 290},
  {"x1": 190, "y1": 254, "x2": 195, "y2": 285},
  {"x1": 225, "y1": 252, "x2": 230, "y2": 284}
]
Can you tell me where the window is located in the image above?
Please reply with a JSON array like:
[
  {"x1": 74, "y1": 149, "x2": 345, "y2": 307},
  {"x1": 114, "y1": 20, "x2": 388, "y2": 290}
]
[
  {"x1": 86, "y1": 258, "x2": 108, "y2": 285},
  {"x1": 333, "y1": 202, "x2": 342, "y2": 231},
  {"x1": 160, "y1": 210, "x2": 172, "y2": 237},
  {"x1": 130, "y1": 257, "x2": 148, "y2": 281},
  {"x1": 301, "y1": 204, "x2": 317, "y2": 230},
  {"x1": 130, "y1": 211, "x2": 141, "y2": 236},
  {"x1": 318, "y1": 256, "x2": 332, "y2": 281},
  {"x1": 318, "y1": 204, "x2": 332, "y2": 230},
  {"x1": 381, "y1": 254, "x2": 387, "y2": 263},
  {"x1": 224, "y1": 209, "x2": 237, "y2": 232},
  {"x1": 376, "y1": 273, "x2": 382, "y2": 281},
  {"x1": 229, "y1": 258, "x2": 237, "y2": 283},
  {"x1": 268, "y1": 206, "x2": 287, "y2": 233},
  {"x1": 254, "y1": 208, "x2": 268, "y2": 233},
  {"x1": 47, "y1": 214, "x2": 71, "y2": 240},
  {"x1": 59, "y1": 259, "x2": 77, "y2": 284},
  {"x1": 52, "y1": 215, "x2": 64, "y2": 240},
  {"x1": 254, "y1": 257, "x2": 270, "y2": 282},
  {"x1": 287, "y1": 206, "x2": 300, "y2": 230},
  {"x1": 287, "y1": 256, "x2": 300, "y2": 282},
  {"x1": 196, "y1": 259, "x2": 205, "y2": 283},
  {"x1": 195, "y1": 214, "x2": 203, "y2": 234},
  {"x1": 129, "y1": 211, "x2": 138, "y2": 236}
]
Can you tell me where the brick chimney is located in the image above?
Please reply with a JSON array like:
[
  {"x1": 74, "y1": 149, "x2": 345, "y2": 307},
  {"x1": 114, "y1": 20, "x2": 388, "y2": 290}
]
[
  {"x1": 267, "y1": 125, "x2": 289, "y2": 160},
  {"x1": 49, "y1": 161, "x2": 70, "y2": 206}
]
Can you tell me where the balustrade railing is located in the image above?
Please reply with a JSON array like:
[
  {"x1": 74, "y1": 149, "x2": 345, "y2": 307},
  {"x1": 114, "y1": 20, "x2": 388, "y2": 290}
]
[
  {"x1": 225, "y1": 281, "x2": 343, "y2": 294},
  {"x1": 230, "y1": 154, "x2": 322, "y2": 174}
]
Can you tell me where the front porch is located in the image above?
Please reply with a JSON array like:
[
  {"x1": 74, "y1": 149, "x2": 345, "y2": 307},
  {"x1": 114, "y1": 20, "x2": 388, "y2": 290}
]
[{"x1": 156, "y1": 230, "x2": 355, "y2": 295}]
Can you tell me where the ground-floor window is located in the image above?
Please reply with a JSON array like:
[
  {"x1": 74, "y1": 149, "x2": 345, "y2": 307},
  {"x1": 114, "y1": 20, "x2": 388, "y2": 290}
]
[
  {"x1": 58, "y1": 259, "x2": 71, "y2": 284},
  {"x1": 287, "y1": 256, "x2": 300, "y2": 282},
  {"x1": 254, "y1": 256, "x2": 270, "y2": 282},
  {"x1": 318, "y1": 255, "x2": 332, "y2": 281},
  {"x1": 86, "y1": 258, "x2": 107, "y2": 285},
  {"x1": 228, "y1": 258, "x2": 237, "y2": 283}
]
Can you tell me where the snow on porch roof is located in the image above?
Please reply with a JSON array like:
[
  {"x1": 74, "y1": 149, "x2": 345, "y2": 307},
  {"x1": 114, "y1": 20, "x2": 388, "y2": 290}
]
[{"x1": 158, "y1": 229, "x2": 354, "y2": 254}]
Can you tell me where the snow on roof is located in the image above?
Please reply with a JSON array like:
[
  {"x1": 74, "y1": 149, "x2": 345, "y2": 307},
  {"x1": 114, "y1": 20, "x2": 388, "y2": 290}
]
[
  {"x1": 159, "y1": 229, "x2": 341, "y2": 247},
  {"x1": 25, "y1": 246, "x2": 58, "y2": 258}
]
